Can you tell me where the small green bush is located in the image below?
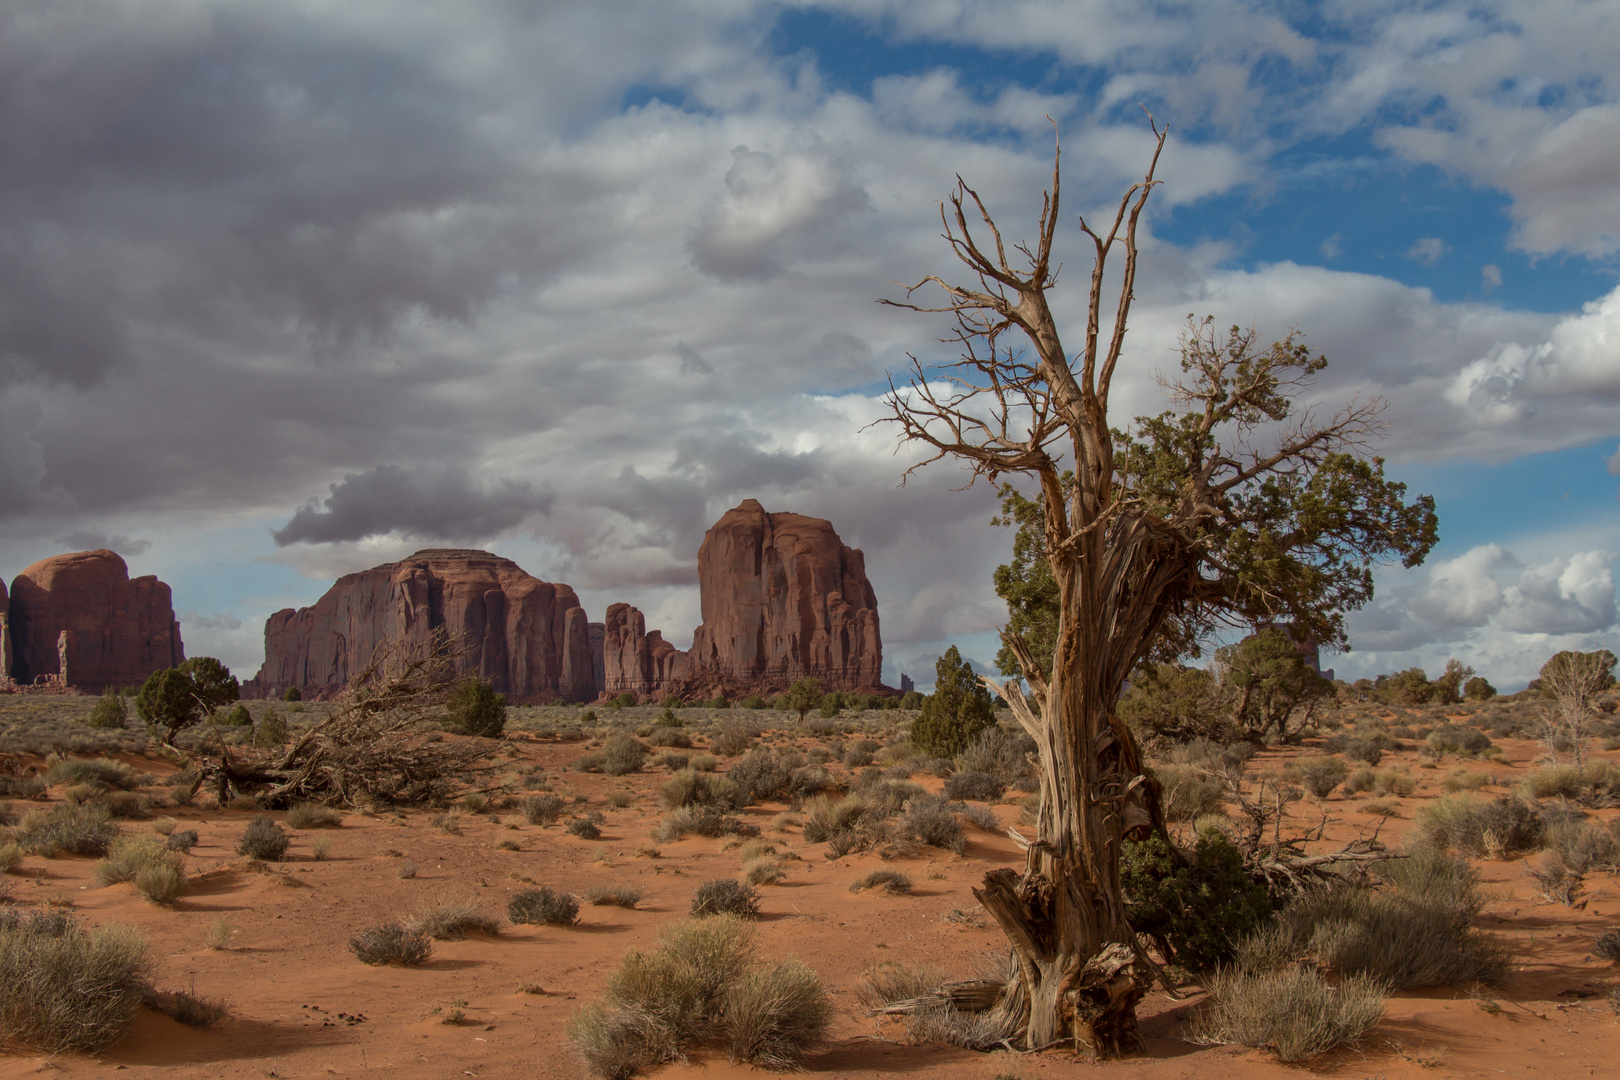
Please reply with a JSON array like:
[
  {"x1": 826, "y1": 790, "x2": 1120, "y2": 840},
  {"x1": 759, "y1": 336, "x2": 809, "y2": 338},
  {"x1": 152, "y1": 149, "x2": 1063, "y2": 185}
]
[
  {"x1": 1426, "y1": 724, "x2": 1493, "y2": 756},
  {"x1": 253, "y1": 711, "x2": 288, "y2": 748},
  {"x1": 508, "y1": 887, "x2": 579, "y2": 926},
  {"x1": 1413, "y1": 794, "x2": 1542, "y2": 857},
  {"x1": 599, "y1": 735, "x2": 649, "y2": 776},
  {"x1": 941, "y1": 770, "x2": 1005, "y2": 802},
  {"x1": 908, "y1": 646, "x2": 996, "y2": 757},
  {"x1": 283, "y1": 686, "x2": 302, "y2": 702},
  {"x1": 43, "y1": 755, "x2": 141, "y2": 791},
  {"x1": 349, "y1": 922, "x2": 432, "y2": 965},
  {"x1": 0, "y1": 910, "x2": 151, "y2": 1053},
  {"x1": 219, "y1": 704, "x2": 253, "y2": 727},
  {"x1": 444, "y1": 676, "x2": 507, "y2": 737},
  {"x1": 87, "y1": 690, "x2": 129, "y2": 730},
  {"x1": 661, "y1": 770, "x2": 744, "y2": 811},
  {"x1": 1122, "y1": 831, "x2": 1272, "y2": 973},
  {"x1": 1294, "y1": 757, "x2": 1348, "y2": 799},
  {"x1": 691, "y1": 879, "x2": 760, "y2": 918},
  {"x1": 237, "y1": 814, "x2": 289, "y2": 860}
]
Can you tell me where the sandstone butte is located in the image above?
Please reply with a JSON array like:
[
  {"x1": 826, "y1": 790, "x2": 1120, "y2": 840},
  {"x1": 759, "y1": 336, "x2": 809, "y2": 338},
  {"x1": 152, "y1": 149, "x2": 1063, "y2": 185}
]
[
  {"x1": 247, "y1": 549, "x2": 600, "y2": 703},
  {"x1": 6, "y1": 549, "x2": 185, "y2": 691},
  {"x1": 604, "y1": 499, "x2": 884, "y2": 699}
]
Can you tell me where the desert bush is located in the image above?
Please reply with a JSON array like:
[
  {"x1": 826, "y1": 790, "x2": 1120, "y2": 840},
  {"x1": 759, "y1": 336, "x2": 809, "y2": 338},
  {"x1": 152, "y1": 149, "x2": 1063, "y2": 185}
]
[
  {"x1": 1413, "y1": 794, "x2": 1543, "y2": 857},
  {"x1": 1193, "y1": 965, "x2": 1386, "y2": 1062},
  {"x1": 849, "y1": 869, "x2": 911, "y2": 895},
  {"x1": 462, "y1": 792, "x2": 489, "y2": 813},
  {"x1": 1372, "y1": 769, "x2": 1416, "y2": 797},
  {"x1": 690, "y1": 753, "x2": 718, "y2": 772},
  {"x1": 104, "y1": 790, "x2": 150, "y2": 819},
  {"x1": 310, "y1": 834, "x2": 332, "y2": 860},
  {"x1": 953, "y1": 727, "x2": 1036, "y2": 785},
  {"x1": 509, "y1": 887, "x2": 579, "y2": 926},
  {"x1": 1426, "y1": 724, "x2": 1493, "y2": 756},
  {"x1": 1337, "y1": 736, "x2": 1384, "y2": 766},
  {"x1": 711, "y1": 721, "x2": 759, "y2": 757},
  {"x1": 0, "y1": 910, "x2": 151, "y2": 1053},
  {"x1": 1544, "y1": 818, "x2": 1620, "y2": 874},
  {"x1": 204, "y1": 916, "x2": 234, "y2": 950},
  {"x1": 652, "y1": 805, "x2": 757, "y2": 843},
  {"x1": 283, "y1": 685, "x2": 302, "y2": 702},
  {"x1": 661, "y1": 770, "x2": 744, "y2": 811},
  {"x1": 443, "y1": 676, "x2": 507, "y2": 737},
  {"x1": 942, "y1": 770, "x2": 1005, "y2": 802},
  {"x1": 521, "y1": 793, "x2": 566, "y2": 825},
  {"x1": 220, "y1": 703, "x2": 253, "y2": 727},
  {"x1": 1123, "y1": 831, "x2": 1274, "y2": 973},
  {"x1": 647, "y1": 726, "x2": 692, "y2": 749},
  {"x1": 237, "y1": 814, "x2": 290, "y2": 860},
  {"x1": 431, "y1": 811, "x2": 462, "y2": 834},
  {"x1": 412, "y1": 896, "x2": 502, "y2": 940},
  {"x1": 17, "y1": 802, "x2": 120, "y2": 856},
  {"x1": 1594, "y1": 929, "x2": 1620, "y2": 963},
  {"x1": 43, "y1": 755, "x2": 141, "y2": 791},
  {"x1": 569, "y1": 915, "x2": 827, "y2": 1079},
  {"x1": 1524, "y1": 762, "x2": 1620, "y2": 806},
  {"x1": 1264, "y1": 848, "x2": 1507, "y2": 987},
  {"x1": 585, "y1": 884, "x2": 643, "y2": 908},
  {"x1": 653, "y1": 751, "x2": 690, "y2": 771},
  {"x1": 87, "y1": 690, "x2": 130, "y2": 730},
  {"x1": 286, "y1": 802, "x2": 343, "y2": 829},
  {"x1": 1294, "y1": 757, "x2": 1348, "y2": 799},
  {"x1": 0, "y1": 775, "x2": 46, "y2": 800},
  {"x1": 909, "y1": 646, "x2": 997, "y2": 758},
  {"x1": 743, "y1": 858, "x2": 784, "y2": 886},
  {"x1": 349, "y1": 921, "x2": 432, "y2": 965},
  {"x1": 599, "y1": 735, "x2": 649, "y2": 776},
  {"x1": 898, "y1": 794, "x2": 966, "y2": 854},
  {"x1": 94, "y1": 835, "x2": 187, "y2": 903},
  {"x1": 1154, "y1": 763, "x2": 1227, "y2": 821},
  {"x1": 726, "y1": 748, "x2": 796, "y2": 802},
  {"x1": 1443, "y1": 770, "x2": 1493, "y2": 793},
  {"x1": 567, "y1": 818, "x2": 603, "y2": 840},
  {"x1": 253, "y1": 711, "x2": 288, "y2": 748},
  {"x1": 691, "y1": 879, "x2": 760, "y2": 918},
  {"x1": 0, "y1": 842, "x2": 20, "y2": 873},
  {"x1": 144, "y1": 987, "x2": 228, "y2": 1027},
  {"x1": 165, "y1": 829, "x2": 199, "y2": 853}
]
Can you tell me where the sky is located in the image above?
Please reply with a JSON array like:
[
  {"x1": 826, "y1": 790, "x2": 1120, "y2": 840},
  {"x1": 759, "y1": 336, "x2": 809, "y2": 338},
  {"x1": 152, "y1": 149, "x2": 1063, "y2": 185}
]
[{"x1": 2, "y1": 1, "x2": 1617, "y2": 693}]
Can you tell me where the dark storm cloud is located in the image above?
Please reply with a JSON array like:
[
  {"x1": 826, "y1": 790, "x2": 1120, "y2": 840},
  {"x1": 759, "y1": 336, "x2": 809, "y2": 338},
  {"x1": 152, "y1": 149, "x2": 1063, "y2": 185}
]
[{"x1": 273, "y1": 464, "x2": 553, "y2": 546}]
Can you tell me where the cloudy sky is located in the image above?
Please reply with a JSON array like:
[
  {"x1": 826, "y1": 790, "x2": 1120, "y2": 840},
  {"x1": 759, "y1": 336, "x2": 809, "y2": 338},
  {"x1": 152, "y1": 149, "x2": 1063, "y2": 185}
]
[{"x1": 3, "y1": 1, "x2": 1617, "y2": 692}]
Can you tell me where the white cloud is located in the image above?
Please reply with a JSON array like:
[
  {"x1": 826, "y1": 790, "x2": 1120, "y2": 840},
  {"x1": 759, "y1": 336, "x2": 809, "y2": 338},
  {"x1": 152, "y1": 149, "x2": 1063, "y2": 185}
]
[{"x1": 1405, "y1": 237, "x2": 1447, "y2": 266}]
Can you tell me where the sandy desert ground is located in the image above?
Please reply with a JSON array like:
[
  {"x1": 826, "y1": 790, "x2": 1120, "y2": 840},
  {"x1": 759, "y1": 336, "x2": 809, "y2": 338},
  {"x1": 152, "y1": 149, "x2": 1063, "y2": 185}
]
[{"x1": 1, "y1": 696, "x2": 1618, "y2": 1080}]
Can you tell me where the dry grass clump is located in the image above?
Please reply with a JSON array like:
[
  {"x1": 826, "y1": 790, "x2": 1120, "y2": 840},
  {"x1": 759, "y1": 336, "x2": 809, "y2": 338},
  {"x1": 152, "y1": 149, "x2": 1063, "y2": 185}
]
[
  {"x1": 42, "y1": 755, "x2": 143, "y2": 791},
  {"x1": 1443, "y1": 770, "x2": 1494, "y2": 793},
  {"x1": 165, "y1": 828, "x2": 199, "y2": 853},
  {"x1": 204, "y1": 916, "x2": 234, "y2": 950},
  {"x1": 1594, "y1": 929, "x2": 1620, "y2": 963},
  {"x1": 0, "y1": 909, "x2": 151, "y2": 1053},
  {"x1": 94, "y1": 835, "x2": 187, "y2": 904},
  {"x1": 1292, "y1": 757, "x2": 1348, "y2": 799},
  {"x1": 854, "y1": 960, "x2": 1015, "y2": 1049},
  {"x1": 1373, "y1": 769, "x2": 1416, "y2": 797},
  {"x1": 576, "y1": 735, "x2": 650, "y2": 776},
  {"x1": 349, "y1": 921, "x2": 433, "y2": 965},
  {"x1": 285, "y1": 802, "x2": 343, "y2": 829},
  {"x1": 940, "y1": 770, "x2": 1005, "y2": 802},
  {"x1": 1412, "y1": 794, "x2": 1542, "y2": 857},
  {"x1": 17, "y1": 802, "x2": 120, "y2": 857},
  {"x1": 691, "y1": 879, "x2": 760, "y2": 919},
  {"x1": 412, "y1": 896, "x2": 503, "y2": 940},
  {"x1": 652, "y1": 805, "x2": 757, "y2": 843},
  {"x1": 508, "y1": 887, "x2": 579, "y2": 926},
  {"x1": 143, "y1": 987, "x2": 228, "y2": 1028},
  {"x1": 660, "y1": 770, "x2": 744, "y2": 810},
  {"x1": 1151, "y1": 763, "x2": 1227, "y2": 821},
  {"x1": 1522, "y1": 762, "x2": 1620, "y2": 806},
  {"x1": 743, "y1": 858, "x2": 784, "y2": 886},
  {"x1": 0, "y1": 842, "x2": 21, "y2": 873},
  {"x1": 850, "y1": 869, "x2": 911, "y2": 895},
  {"x1": 567, "y1": 818, "x2": 604, "y2": 839},
  {"x1": 1191, "y1": 965, "x2": 1387, "y2": 1061},
  {"x1": 568, "y1": 915, "x2": 829, "y2": 1079},
  {"x1": 585, "y1": 884, "x2": 644, "y2": 908},
  {"x1": 236, "y1": 814, "x2": 290, "y2": 860},
  {"x1": 521, "y1": 793, "x2": 566, "y2": 825}
]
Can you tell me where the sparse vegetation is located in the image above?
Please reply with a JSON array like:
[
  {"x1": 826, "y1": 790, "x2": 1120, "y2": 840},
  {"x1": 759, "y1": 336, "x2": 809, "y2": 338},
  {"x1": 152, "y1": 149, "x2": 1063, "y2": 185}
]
[
  {"x1": 412, "y1": 896, "x2": 502, "y2": 939},
  {"x1": 1192, "y1": 965, "x2": 1387, "y2": 1061},
  {"x1": 0, "y1": 911, "x2": 152, "y2": 1052},
  {"x1": 521, "y1": 793, "x2": 566, "y2": 825},
  {"x1": 508, "y1": 887, "x2": 579, "y2": 926},
  {"x1": 349, "y1": 921, "x2": 433, "y2": 965},
  {"x1": 17, "y1": 802, "x2": 120, "y2": 857},
  {"x1": 850, "y1": 869, "x2": 912, "y2": 895},
  {"x1": 691, "y1": 878, "x2": 760, "y2": 918},
  {"x1": 585, "y1": 884, "x2": 643, "y2": 908},
  {"x1": 94, "y1": 835, "x2": 188, "y2": 904},
  {"x1": 286, "y1": 802, "x2": 343, "y2": 829},
  {"x1": 237, "y1": 814, "x2": 290, "y2": 860}
]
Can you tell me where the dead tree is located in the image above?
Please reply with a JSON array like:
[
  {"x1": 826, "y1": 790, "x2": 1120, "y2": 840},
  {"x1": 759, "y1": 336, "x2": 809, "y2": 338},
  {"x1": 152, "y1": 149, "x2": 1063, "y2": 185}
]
[{"x1": 878, "y1": 121, "x2": 1438, "y2": 1056}]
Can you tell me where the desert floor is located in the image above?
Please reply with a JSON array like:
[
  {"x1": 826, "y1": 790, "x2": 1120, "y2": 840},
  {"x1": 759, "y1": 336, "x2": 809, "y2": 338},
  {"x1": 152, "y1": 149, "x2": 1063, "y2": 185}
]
[{"x1": 0, "y1": 698, "x2": 1617, "y2": 1080}]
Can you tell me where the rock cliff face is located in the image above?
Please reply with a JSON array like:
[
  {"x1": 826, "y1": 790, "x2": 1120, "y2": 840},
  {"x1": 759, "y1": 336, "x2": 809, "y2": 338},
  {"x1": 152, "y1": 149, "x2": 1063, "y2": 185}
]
[
  {"x1": 250, "y1": 550, "x2": 598, "y2": 702},
  {"x1": 601, "y1": 500, "x2": 884, "y2": 700},
  {"x1": 7, "y1": 550, "x2": 184, "y2": 690}
]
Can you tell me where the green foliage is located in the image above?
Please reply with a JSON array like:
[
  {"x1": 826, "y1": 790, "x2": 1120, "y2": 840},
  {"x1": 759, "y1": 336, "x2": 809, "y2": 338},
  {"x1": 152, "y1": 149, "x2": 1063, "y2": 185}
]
[
  {"x1": 1463, "y1": 676, "x2": 1496, "y2": 701},
  {"x1": 87, "y1": 689, "x2": 129, "y2": 730},
  {"x1": 443, "y1": 676, "x2": 507, "y2": 737},
  {"x1": 0, "y1": 910, "x2": 151, "y2": 1053},
  {"x1": 1217, "y1": 628, "x2": 1332, "y2": 742},
  {"x1": 783, "y1": 678, "x2": 825, "y2": 723},
  {"x1": 990, "y1": 480, "x2": 1063, "y2": 679},
  {"x1": 220, "y1": 703, "x2": 253, "y2": 727},
  {"x1": 1536, "y1": 649, "x2": 1618, "y2": 697},
  {"x1": 1121, "y1": 832, "x2": 1273, "y2": 972},
  {"x1": 253, "y1": 709, "x2": 288, "y2": 748},
  {"x1": 1118, "y1": 663, "x2": 1231, "y2": 747},
  {"x1": 1428, "y1": 658, "x2": 1475, "y2": 705},
  {"x1": 136, "y1": 657, "x2": 239, "y2": 741},
  {"x1": 1380, "y1": 667, "x2": 1433, "y2": 706},
  {"x1": 282, "y1": 685, "x2": 302, "y2": 702},
  {"x1": 909, "y1": 646, "x2": 997, "y2": 758}
]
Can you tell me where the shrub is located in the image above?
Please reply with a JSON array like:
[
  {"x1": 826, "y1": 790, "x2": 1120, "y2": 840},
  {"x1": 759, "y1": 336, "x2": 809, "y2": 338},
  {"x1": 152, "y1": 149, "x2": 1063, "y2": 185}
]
[
  {"x1": 94, "y1": 835, "x2": 187, "y2": 903},
  {"x1": 661, "y1": 770, "x2": 744, "y2": 811},
  {"x1": 710, "y1": 720, "x2": 758, "y2": 757},
  {"x1": 0, "y1": 775, "x2": 46, "y2": 800},
  {"x1": 1443, "y1": 770, "x2": 1493, "y2": 793},
  {"x1": 647, "y1": 726, "x2": 692, "y2": 749},
  {"x1": 349, "y1": 922, "x2": 432, "y2": 965},
  {"x1": 0, "y1": 842, "x2": 20, "y2": 873},
  {"x1": 724, "y1": 959, "x2": 831, "y2": 1069},
  {"x1": 283, "y1": 685, "x2": 302, "y2": 702},
  {"x1": 1154, "y1": 764, "x2": 1227, "y2": 821},
  {"x1": 900, "y1": 794, "x2": 966, "y2": 853},
  {"x1": 909, "y1": 646, "x2": 997, "y2": 757},
  {"x1": 44, "y1": 756, "x2": 141, "y2": 791},
  {"x1": 1122, "y1": 832, "x2": 1272, "y2": 973},
  {"x1": 253, "y1": 711, "x2": 288, "y2": 748},
  {"x1": 953, "y1": 728, "x2": 1036, "y2": 785},
  {"x1": 743, "y1": 858, "x2": 783, "y2": 886},
  {"x1": 1193, "y1": 965, "x2": 1386, "y2": 1062},
  {"x1": 1338, "y1": 736, "x2": 1383, "y2": 766},
  {"x1": 691, "y1": 879, "x2": 760, "y2": 918},
  {"x1": 521, "y1": 793, "x2": 566, "y2": 825},
  {"x1": 727, "y1": 748, "x2": 795, "y2": 802},
  {"x1": 942, "y1": 770, "x2": 1005, "y2": 802},
  {"x1": 237, "y1": 815, "x2": 290, "y2": 860},
  {"x1": 585, "y1": 884, "x2": 643, "y2": 908},
  {"x1": 87, "y1": 690, "x2": 129, "y2": 730},
  {"x1": 1294, "y1": 757, "x2": 1348, "y2": 799},
  {"x1": 690, "y1": 753, "x2": 718, "y2": 772},
  {"x1": 443, "y1": 676, "x2": 507, "y2": 737},
  {"x1": 412, "y1": 897, "x2": 502, "y2": 940},
  {"x1": 508, "y1": 887, "x2": 578, "y2": 926},
  {"x1": 567, "y1": 818, "x2": 603, "y2": 840},
  {"x1": 0, "y1": 910, "x2": 151, "y2": 1053},
  {"x1": 849, "y1": 870, "x2": 911, "y2": 895},
  {"x1": 1544, "y1": 818, "x2": 1620, "y2": 874},
  {"x1": 165, "y1": 829, "x2": 199, "y2": 853},
  {"x1": 653, "y1": 805, "x2": 757, "y2": 843},
  {"x1": 1413, "y1": 794, "x2": 1542, "y2": 857},
  {"x1": 17, "y1": 802, "x2": 120, "y2": 856},
  {"x1": 599, "y1": 735, "x2": 649, "y2": 776},
  {"x1": 1372, "y1": 769, "x2": 1416, "y2": 797},
  {"x1": 285, "y1": 802, "x2": 343, "y2": 829},
  {"x1": 134, "y1": 862, "x2": 186, "y2": 905},
  {"x1": 219, "y1": 703, "x2": 253, "y2": 728},
  {"x1": 103, "y1": 791, "x2": 150, "y2": 819},
  {"x1": 145, "y1": 987, "x2": 228, "y2": 1027},
  {"x1": 1427, "y1": 724, "x2": 1493, "y2": 756},
  {"x1": 1594, "y1": 929, "x2": 1620, "y2": 963}
]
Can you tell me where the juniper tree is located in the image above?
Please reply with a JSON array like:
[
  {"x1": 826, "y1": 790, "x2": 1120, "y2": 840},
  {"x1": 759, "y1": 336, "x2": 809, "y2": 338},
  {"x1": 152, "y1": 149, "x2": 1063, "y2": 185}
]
[{"x1": 879, "y1": 123, "x2": 1437, "y2": 1055}]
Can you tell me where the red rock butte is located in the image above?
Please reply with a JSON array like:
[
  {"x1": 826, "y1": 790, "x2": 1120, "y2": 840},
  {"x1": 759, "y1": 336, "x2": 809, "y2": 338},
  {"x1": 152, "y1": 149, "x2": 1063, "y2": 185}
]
[
  {"x1": 7, "y1": 549, "x2": 184, "y2": 691},
  {"x1": 249, "y1": 549, "x2": 597, "y2": 703},
  {"x1": 604, "y1": 499, "x2": 884, "y2": 699}
]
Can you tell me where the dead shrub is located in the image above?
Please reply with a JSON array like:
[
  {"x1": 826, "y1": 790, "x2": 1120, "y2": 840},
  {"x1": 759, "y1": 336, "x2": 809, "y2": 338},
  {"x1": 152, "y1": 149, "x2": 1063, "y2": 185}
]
[
  {"x1": 691, "y1": 879, "x2": 759, "y2": 919},
  {"x1": 412, "y1": 896, "x2": 502, "y2": 940},
  {"x1": 348, "y1": 921, "x2": 432, "y2": 965}
]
